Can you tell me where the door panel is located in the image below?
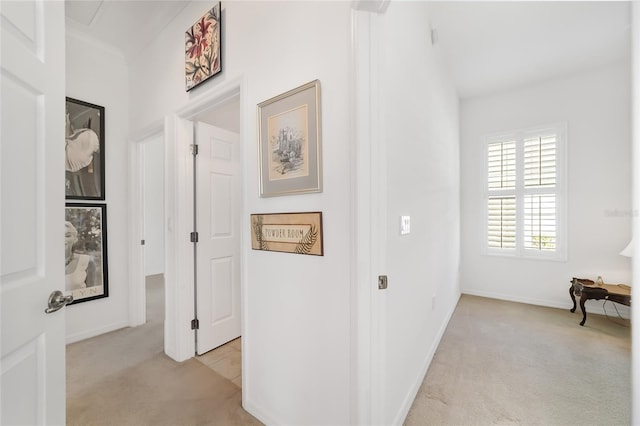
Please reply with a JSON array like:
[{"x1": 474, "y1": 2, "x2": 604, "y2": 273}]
[
  {"x1": 1, "y1": 73, "x2": 40, "y2": 278},
  {"x1": 1, "y1": 1, "x2": 66, "y2": 424},
  {"x1": 211, "y1": 173, "x2": 232, "y2": 236},
  {"x1": 196, "y1": 123, "x2": 241, "y2": 354},
  {"x1": 211, "y1": 257, "x2": 233, "y2": 322},
  {"x1": 1, "y1": 337, "x2": 45, "y2": 425}
]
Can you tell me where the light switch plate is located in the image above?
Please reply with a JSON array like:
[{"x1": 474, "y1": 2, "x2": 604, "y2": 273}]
[{"x1": 400, "y1": 216, "x2": 410, "y2": 235}]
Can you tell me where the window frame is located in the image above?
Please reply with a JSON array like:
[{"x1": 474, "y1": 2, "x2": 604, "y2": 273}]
[{"x1": 483, "y1": 123, "x2": 567, "y2": 261}]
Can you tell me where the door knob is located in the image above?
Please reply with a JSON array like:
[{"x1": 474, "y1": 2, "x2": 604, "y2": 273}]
[{"x1": 45, "y1": 290, "x2": 73, "y2": 314}]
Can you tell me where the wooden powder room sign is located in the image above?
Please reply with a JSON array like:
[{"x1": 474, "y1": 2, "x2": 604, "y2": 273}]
[{"x1": 250, "y1": 212, "x2": 323, "y2": 256}]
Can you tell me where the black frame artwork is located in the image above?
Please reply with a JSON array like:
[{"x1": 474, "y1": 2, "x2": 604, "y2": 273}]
[
  {"x1": 65, "y1": 97, "x2": 105, "y2": 200},
  {"x1": 65, "y1": 203, "x2": 109, "y2": 305}
]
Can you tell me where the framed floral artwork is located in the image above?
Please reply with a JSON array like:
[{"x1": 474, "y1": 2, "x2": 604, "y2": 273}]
[{"x1": 185, "y1": 2, "x2": 222, "y2": 91}]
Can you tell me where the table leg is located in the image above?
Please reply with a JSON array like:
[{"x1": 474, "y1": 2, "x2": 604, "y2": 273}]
[
  {"x1": 579, "y1": 293, "x2": 588, "y2": 326},
  {"x1": 569, "y1": 284, "x2": 577, "y2": 313}
]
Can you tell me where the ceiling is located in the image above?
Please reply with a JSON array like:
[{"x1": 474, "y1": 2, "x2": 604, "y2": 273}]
[
  {"x1": 64, "y1": 1, "x2": 631, "y2": 99},
  {"x1": 427, "y1": 1, "x2": 631, "y2": 99},
  {"x1": 65, "y1": 0, "x2": 190, "y2": 60}
]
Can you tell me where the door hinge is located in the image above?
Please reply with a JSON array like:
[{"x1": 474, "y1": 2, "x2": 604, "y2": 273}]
[
  {"x1": 190, "y1": 144, "x2": 199, "y2": 155},
  {"x1": 190, "y1": 232, "x2": 199, "y2": 243},
  {"x1": 141, "y1": 239, "x2": 145, "y2": 246},
  {"x1": 191, "y1": 318, "x2": 200, "y2": 330},
  {"x1": 378, "y1": 275, "x2": 388, "y2": 290}
]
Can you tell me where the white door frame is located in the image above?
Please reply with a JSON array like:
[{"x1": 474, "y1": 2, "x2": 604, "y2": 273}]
[
  {"x1": 130, "y1": 113, "x2": 196, "y2": 361},
  {"x1": 351, "y1": 2, "x2": 388, "y2": 425},
  {"x1": 129, "y1": 77, "x2": 245, "y2": 362},
  {"x1": 169, "y1": 78, "x2": 244, "y2": 362},
  {"x1": 163, "y1": 113, "x2": 196, "y2": 361}
]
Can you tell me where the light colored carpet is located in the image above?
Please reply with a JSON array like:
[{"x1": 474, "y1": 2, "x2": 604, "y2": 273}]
[
  {"x1": 68, "y1": 280, "x2": 629, "y2": 425},
  {"x1": 66, "y1": 274, "x2": 261, "y2": 426},
  {"x1": 405, "y1": 294, "x2": 631, "y2": 425}
]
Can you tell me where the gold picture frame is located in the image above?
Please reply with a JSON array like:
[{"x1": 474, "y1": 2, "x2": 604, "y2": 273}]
[
  {"x1": 257, "y1": 80, "x2": 322, "y2": 197},
  {"x1": 251, "y1": 212, "x2": 323, "y2": 256}
]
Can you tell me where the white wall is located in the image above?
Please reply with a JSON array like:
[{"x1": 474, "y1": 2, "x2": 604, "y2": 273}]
[
  {"x1": 129, "y1": 2, "x2": 352, "y2": 424},
  {"x1": 460, "y1": 61, "x2": 632, "y2": 312},
  {"x1": 376, "y1": 3, "x2": 461, "y2": 424},
  {"x1": 143, "y1": 134, "x2": 164, "y2": 276},
  {"x1": 65, "y1": 30, "x2": 130, "y2": 342}
]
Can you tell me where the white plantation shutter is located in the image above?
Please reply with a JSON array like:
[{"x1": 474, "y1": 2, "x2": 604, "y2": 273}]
[
  {"x1": 487, "y1": 197, "x2": 516, "y2": 248},
  {"x1": 485, "y1": 124, "x2": 565, "y2": 260},
  {"x1": 486, "y1": 139, "x2": 517, "y2": 251},
  {"x1": 488, "y1": 141, "x2": 516, "y2": 189},
  {"x1": 524, "y1": 135, "x2": 556, "y2": 188},
  {"x1": 523, "y1": 194, "x2": 556, "y2": 251}
]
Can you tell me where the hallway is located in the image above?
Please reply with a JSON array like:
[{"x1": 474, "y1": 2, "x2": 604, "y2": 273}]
[
  {"x1": 66, "y1": 279, "x2": 630, "y2": 425},
  {"x1": 66, "y1": 275, "x2": 260, "y2": 425}
]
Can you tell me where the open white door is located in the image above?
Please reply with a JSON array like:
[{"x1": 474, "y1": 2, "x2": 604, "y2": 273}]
[
  {"x1": 195, "y1": 123, "x2": 241, "y2": 354},
  {"x1": 1, "y1": 1, "x2": 66, "y2": 424}
]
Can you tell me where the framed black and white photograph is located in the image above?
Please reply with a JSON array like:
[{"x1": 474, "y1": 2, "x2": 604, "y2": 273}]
[
  {"x1": 65, "y1": 97, "x2": 105, "y2": 200},
  {"x1": 257, "y1": 80, "x2": 322, "y2": 197},
  {"x1": 65, "y1": 203, "x2": 108, "y2": 304}
]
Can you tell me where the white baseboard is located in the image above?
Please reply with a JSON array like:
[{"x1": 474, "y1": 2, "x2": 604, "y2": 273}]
[
  {"x1": 242, "y1": 397, "x2": 279, "y2": 426},
  {"x1": 462, "y1": 288, "x2": 568, "y2": 310},
  {"x1": 461, "y1": 288, "x2": 631, "y2": 319}
]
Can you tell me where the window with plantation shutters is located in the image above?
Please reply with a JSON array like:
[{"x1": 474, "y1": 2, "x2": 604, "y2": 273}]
[{"x1": 484, "y1": 124, "x2": 566, "y2": 260}]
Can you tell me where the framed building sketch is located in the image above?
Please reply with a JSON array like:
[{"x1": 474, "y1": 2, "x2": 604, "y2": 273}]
[
  {"x1": 251, "y1": 212, "x2": 323, "y2": 256},
  {"x1": 185, "y1": 2, "x2": 222, "y2": 91},
  {"x1": 257, "y1": 80, "x2": 322, "y2": 197},
  {"x1": 65, "y1": 97, "x2": 105, "y2": 200},
  {"x1": 65, "y1": 203, "x2": 109, "y2": 304}
]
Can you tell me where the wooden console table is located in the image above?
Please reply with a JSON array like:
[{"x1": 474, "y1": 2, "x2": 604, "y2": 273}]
[{"x1": 569, "y1": 277, "x2": 631, "y2": 326}]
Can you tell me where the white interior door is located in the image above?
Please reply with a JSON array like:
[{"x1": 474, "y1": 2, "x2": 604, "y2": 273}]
[
  {"x1": 195, "y1": 123, "x2": 241, "y2": 354},
  {"x1": 1, "y1": 1, "x2": 66, "y2": 424}
]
